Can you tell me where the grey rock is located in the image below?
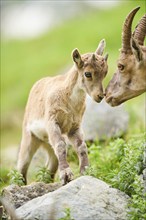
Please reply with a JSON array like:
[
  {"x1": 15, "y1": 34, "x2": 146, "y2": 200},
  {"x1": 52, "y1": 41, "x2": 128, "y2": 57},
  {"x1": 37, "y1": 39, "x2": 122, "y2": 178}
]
[
  {"x1": 2, "y1": 182, "x2": 61, "y2": 209},
  {"x1": 82, "y1": 96, "x2": 129, "y2": 140},
  {"x1": 15, "y1": 176, "x2": 129, "y2": 220}
]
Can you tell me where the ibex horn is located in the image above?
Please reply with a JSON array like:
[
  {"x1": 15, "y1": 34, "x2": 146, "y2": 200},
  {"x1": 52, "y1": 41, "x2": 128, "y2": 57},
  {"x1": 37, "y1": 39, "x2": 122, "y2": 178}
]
[
  {"x1": 92, "y1": 53, "x2": 96, "y2": 61},
  {"x1": 133, "y1": 14, "x2": 146, "y2": 46},
  {"x1": 122, "y1": 7, "x2": 140, "y2": 53}
]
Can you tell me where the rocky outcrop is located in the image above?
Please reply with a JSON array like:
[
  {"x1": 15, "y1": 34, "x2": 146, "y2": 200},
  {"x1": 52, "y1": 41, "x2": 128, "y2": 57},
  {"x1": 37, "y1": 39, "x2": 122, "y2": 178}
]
[
  {"x1": 2, "y1": 176, "x2": 129, "y2": 220},
  {"x1": 82, "y1": 96, "x2": 129, "y2": 140},
  {"x1": 2, "y1": 182, "x2": 61, "y2": 209}
]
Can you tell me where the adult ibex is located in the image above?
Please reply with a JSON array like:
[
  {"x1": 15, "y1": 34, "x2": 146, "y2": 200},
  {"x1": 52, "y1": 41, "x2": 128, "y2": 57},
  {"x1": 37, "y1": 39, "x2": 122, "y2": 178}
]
[
  {"x1": 105, "y1": 7, "x2": 146, "y2": 106},
  {"x1": 17, "y1": 40, "x2": 108, "y2": 185}
]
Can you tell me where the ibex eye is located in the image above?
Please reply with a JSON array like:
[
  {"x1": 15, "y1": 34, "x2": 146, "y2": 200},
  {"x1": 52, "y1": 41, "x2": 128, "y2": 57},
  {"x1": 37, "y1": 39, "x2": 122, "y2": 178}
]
[
  {"x1": 118, "y1": 64, "x2": 124, "y2": 71},
  {"x1": 85, "y1": 72, "x2": 92, "y2": 78}
]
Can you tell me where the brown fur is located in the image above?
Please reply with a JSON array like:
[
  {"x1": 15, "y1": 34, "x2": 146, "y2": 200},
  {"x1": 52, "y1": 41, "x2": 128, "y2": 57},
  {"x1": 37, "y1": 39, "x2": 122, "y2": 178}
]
[{"x1": 17, "y1": 40, "x2": 108, "y2": 185}]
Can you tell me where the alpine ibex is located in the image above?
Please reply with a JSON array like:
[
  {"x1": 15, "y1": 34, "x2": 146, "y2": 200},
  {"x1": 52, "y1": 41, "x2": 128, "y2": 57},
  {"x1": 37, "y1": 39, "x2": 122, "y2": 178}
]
[
  {"x1": 17, "y1": 40, "x2": 108, "y2": 185},
  {"x1": 105, "y1": 7, "x2": 146, "y2": 106}
]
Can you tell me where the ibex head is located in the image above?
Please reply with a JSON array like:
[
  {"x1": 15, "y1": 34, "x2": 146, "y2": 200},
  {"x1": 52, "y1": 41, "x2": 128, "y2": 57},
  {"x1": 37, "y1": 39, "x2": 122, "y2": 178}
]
[
  {"x1": 105, "y1": 7, "x2": 146, "y2": 106},
  {"x1": 72, "y1": 39, "x2": 108, "y2": 103}
]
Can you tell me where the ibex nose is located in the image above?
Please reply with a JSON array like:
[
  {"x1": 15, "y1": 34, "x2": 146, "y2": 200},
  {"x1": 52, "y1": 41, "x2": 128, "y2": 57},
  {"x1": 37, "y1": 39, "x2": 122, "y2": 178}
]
[{"x1": 98, "y1": 94, "x2": 104, "y2": 101}]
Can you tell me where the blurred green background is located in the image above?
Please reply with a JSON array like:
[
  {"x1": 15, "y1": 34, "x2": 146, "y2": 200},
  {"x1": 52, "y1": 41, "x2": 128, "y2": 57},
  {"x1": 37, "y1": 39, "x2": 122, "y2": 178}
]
[{"x1": 1, "y1": 0, "x2": 145, "y2": 183}]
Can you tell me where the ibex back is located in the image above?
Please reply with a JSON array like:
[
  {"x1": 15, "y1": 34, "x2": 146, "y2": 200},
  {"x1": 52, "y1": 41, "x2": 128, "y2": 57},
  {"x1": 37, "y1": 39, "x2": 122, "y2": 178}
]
[{"x1": 17, "y1": 40, "x2": 108, "y2": 185}]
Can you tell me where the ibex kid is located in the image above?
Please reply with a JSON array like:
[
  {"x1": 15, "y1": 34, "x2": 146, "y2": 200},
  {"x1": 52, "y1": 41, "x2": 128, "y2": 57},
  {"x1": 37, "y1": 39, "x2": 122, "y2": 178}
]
[{"x1": 17, "y1": 40, "x2": 108, "y2": 185}]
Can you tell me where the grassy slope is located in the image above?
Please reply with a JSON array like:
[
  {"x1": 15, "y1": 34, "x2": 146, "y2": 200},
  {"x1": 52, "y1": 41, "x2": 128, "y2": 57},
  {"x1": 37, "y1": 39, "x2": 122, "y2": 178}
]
[
  {"x1": 1, "y1": 1, "x2": 145, "y2": 113},
  {"x1": 0, "y1": 1, "x2": 145, "y2": 171}
]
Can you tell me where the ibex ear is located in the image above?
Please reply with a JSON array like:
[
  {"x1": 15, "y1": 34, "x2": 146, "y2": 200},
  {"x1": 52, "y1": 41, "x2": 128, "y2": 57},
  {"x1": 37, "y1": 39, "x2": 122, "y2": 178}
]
[
  {"x1": 131, "y1": 37, "x2": 143, "y2": 62},
  {"x1": 72, "y1": 48, "x2": 84, "y2": 68},
  {"x1": 95, "y1": 39, "x2": 106, "y2": 55}
]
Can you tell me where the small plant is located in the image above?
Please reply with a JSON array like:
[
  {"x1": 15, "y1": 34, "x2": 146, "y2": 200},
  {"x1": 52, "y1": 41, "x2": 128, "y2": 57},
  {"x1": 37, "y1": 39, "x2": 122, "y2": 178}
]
[
  {"x1": 36, "y1": 166, "x2": 53, "y2": 183},
  {"x1": 59, "y1": 207, "x2": 74, "y2": 220},
  {"x1": 128, "y1": 174, "x2": 146, "y2": 220},
  {"x1": 8, "y1": 169, "x2": 25, "y2": 186},
  {"x1": 83, "y1": 165, "x2": 98, "y2": 177},
  {"x1": 108, "y1": 134, "x2": 145, "y2": 219},
  {"x1": 111, "y1": 136, "x2": 144, "y2": 195}
]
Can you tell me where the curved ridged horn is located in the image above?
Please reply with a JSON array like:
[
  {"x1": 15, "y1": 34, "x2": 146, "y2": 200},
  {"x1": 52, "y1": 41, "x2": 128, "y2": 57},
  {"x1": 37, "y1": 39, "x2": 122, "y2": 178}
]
[
  {"x1": 122, "y1": 7, "x2": 140, "y2": 52},
  {"x1": 133, "y1": 14, "x2": 146, "y2": 45}
]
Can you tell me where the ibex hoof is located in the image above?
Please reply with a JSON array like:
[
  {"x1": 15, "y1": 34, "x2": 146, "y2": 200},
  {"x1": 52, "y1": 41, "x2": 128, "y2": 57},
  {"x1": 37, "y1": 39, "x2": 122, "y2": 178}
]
[{"x1": 60, "y1": 167, "x2": 74, "y2": 185}]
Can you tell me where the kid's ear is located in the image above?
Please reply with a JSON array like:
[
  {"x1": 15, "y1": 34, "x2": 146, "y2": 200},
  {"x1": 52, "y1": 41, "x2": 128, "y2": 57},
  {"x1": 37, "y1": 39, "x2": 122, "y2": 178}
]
[{"x1": 72, "y1": 48, "x2": 84, "y2": 68}]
